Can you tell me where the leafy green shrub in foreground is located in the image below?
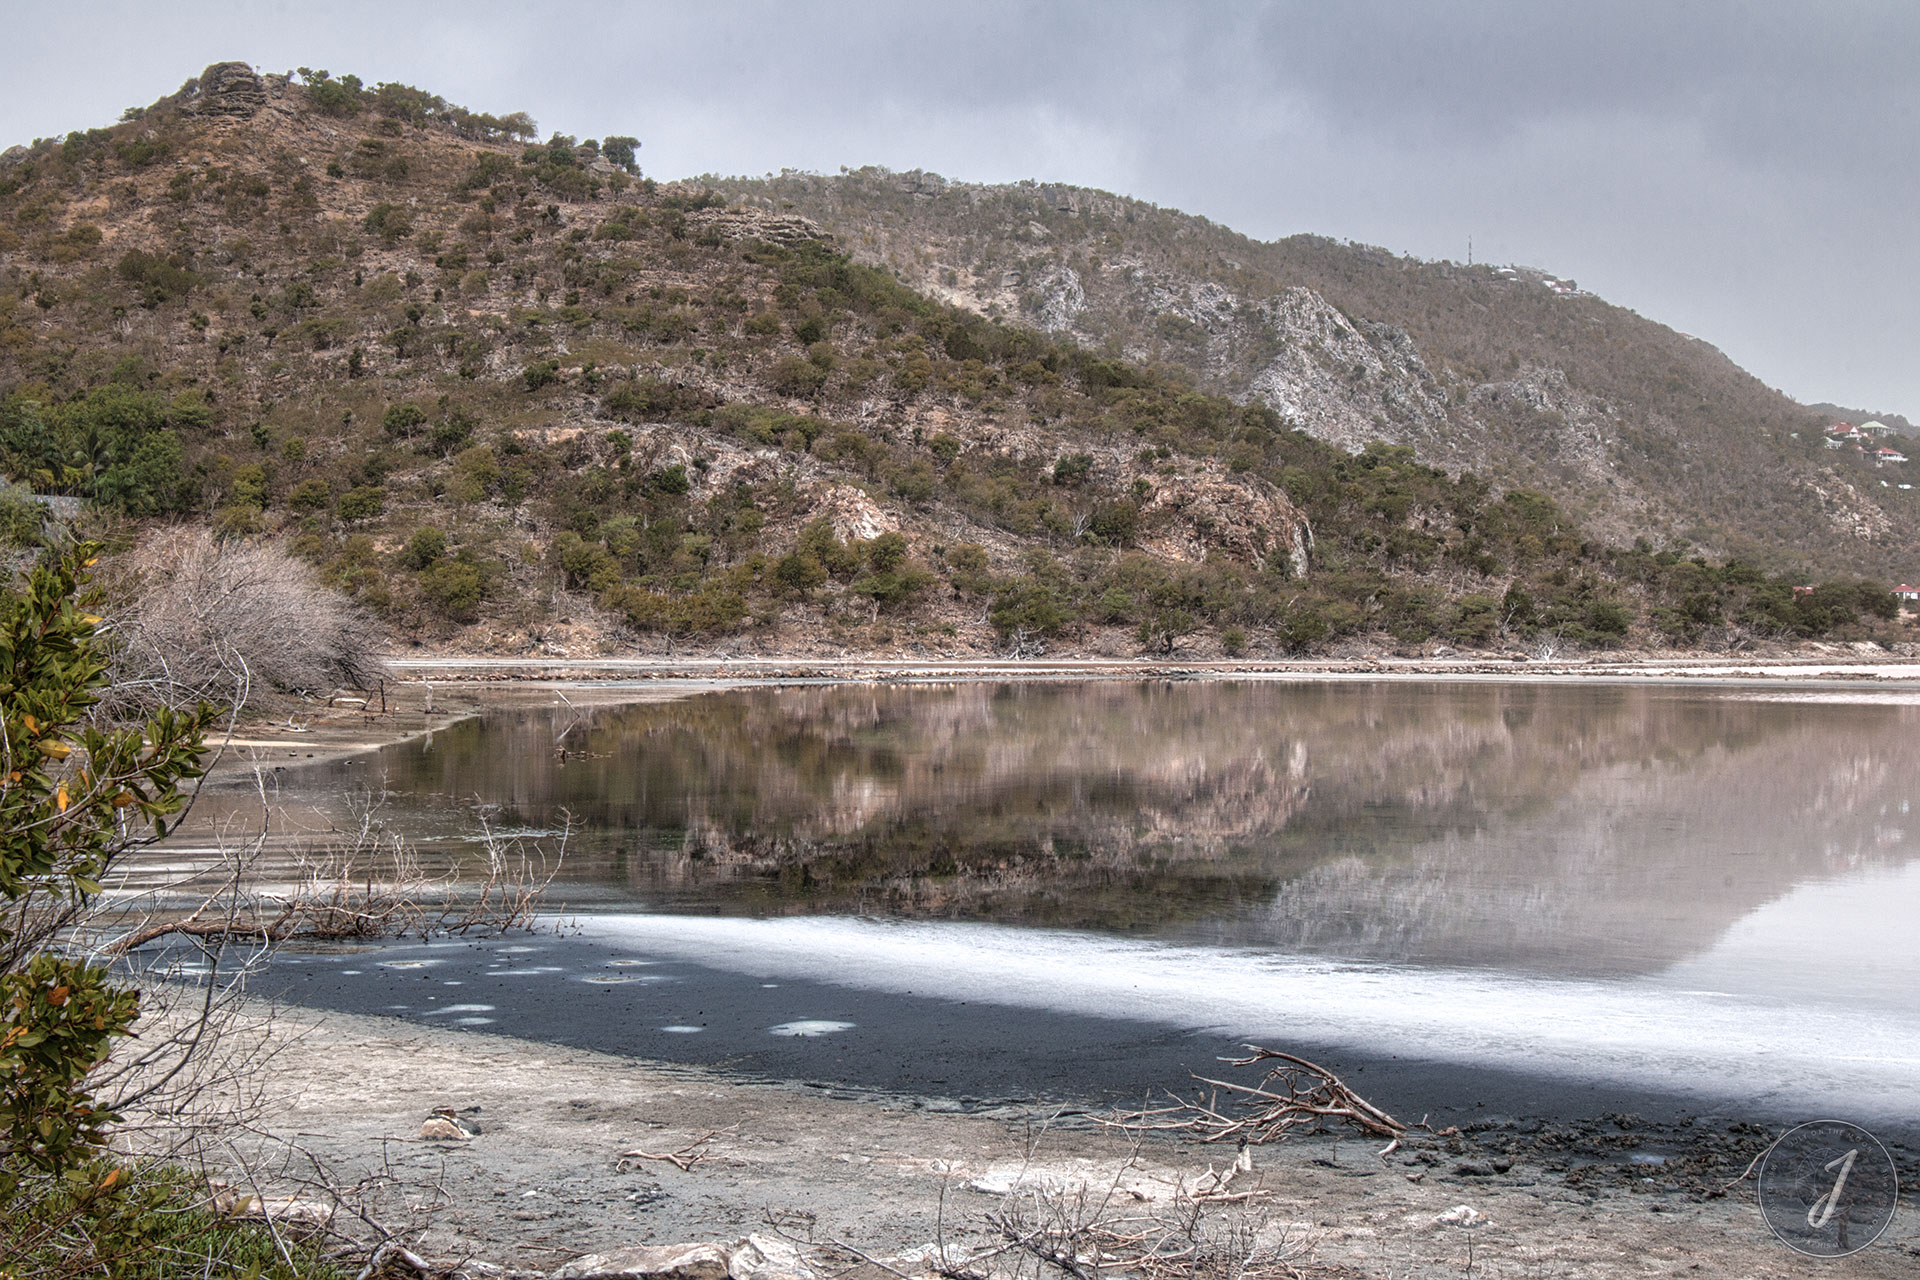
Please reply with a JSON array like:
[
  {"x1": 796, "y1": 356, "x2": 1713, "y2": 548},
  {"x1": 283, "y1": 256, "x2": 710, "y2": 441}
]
[
  {"x1": 1, "y1": 1158, "x2": 347, "y2": 1279},
  {"x1": 0, "y1": 547, "x2": 219, "y2": 1237}
]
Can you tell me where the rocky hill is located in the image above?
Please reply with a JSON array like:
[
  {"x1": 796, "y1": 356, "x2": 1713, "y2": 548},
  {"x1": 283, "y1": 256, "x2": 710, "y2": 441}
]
[
  {"x1": 710, "y1": 169, "x2": 1920, "y2": 579},
  {"x1": 0, "y1": 65, "x2": 1903, "y2": 668}
]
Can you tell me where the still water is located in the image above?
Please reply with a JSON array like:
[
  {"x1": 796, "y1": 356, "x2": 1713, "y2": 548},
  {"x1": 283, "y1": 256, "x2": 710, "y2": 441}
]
[{"x1": 230, "y1": 680, "x2": 1920, "y2": 1116}]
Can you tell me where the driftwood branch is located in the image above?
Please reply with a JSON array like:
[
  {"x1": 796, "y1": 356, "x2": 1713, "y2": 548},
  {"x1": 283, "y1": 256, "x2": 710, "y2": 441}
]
[
  {"x1": 1106, "y1": 1046, "x2": 1405, "y2": 1147},
  {"x1": 617, "y1": 1131, "x2": 719, "y2": 1172}
]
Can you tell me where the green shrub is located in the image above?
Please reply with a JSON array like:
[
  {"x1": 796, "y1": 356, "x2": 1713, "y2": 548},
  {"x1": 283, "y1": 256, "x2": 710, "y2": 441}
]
[
  {"x1": 420, "y1": 557, "x2": 484, "y2": 620},
  {"x1": 1277, "y1": 602, "x2": 1333, "y2": 652},
  {"x1": 1584, "y1": 599, "x2": 1632, "y2": 639},
  {"x1": 1051, "y1": 452, "x2": 1094, "y2": 487},
  {"x1": 853, "y1": 564, "x2": 934, "y2": 610},
  {"x1": 602, "y1": 135, "x2": 640, "y2": 172},
  {"x1": 337, "y1": 485, "x2": 385, "y2": 522},
  {"x1": 287, "y1": 478, "x2": 331, "y2": 512},
  {"x1": 362, "y1": 201, "x2": 412, "y2": 241},
  {"x1": 990, "y1": 576, "x2": 1070, "y2": 638},
  {"x1": 114, "y1": 250, "x2": 195, "y2": 306},
  {"x1": 302, "y1": 69, "x2": 364, "y2": 116},
  {"x1": 428, "y1": 409, "x2": 476, "y2": 456},
  {"x1": 0, "y1": 484, "x2": 48, "y2": 548},
  {"x1": 448, "y1": 446, "x2": 499, "y2": 504},
  {"x1": 1, "y1": 1156, "x2": 348, "y2": 1277},
  {"x1": 381, "y1": 403, "x2": 427, "y2": 438},
  {"x1": 770, "y1": 355, "x2": 828, "y2": 398},
  {"x1": 400, "y1": 527, "x2": 447, "y2": 570},
  {"x1": 551, "y1": 531, "x2": 620, "y2": 592}
]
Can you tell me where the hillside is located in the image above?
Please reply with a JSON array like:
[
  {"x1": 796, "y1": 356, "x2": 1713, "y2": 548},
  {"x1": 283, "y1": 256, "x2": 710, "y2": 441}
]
[
  {"x1": 710, "y1": 169, "x2": 1920, "y2": 579},
  {"x1": 0, "y1": 63, "x2": 1905, "y2": 672}
]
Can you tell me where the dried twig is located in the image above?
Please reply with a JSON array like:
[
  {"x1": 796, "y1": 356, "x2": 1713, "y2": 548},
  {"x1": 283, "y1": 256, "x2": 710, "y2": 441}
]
[
  {"x1": 1106, "y1": 1046, "x2": 1404, "y2": 1148},
  {"x1": 617, "y1": 1130, "x2": 718, "y2": 1172}
]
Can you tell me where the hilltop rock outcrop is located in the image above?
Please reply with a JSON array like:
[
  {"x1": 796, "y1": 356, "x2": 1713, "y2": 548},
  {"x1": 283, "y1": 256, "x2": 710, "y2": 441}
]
[{"x1": 182, "y1": 62, "x2": 268, "y2": 117}]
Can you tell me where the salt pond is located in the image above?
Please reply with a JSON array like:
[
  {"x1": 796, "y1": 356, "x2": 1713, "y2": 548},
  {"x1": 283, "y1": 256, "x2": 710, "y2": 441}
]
[{"x1": 210, "y1": 680, "x2": 1920, "y2": 1122}]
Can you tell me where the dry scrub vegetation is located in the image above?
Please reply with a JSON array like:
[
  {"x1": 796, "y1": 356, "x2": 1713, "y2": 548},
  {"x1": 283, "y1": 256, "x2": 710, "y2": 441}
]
[
  {"x1": 106, "y1": 528, "x2": 387, "y2": 711},
  {"x1": 0, "y1": 64, "x2": 1910, "y2": 666}
]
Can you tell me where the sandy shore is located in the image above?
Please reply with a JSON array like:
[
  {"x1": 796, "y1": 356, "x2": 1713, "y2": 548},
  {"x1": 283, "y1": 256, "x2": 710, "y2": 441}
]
[{"x1": 222, "y1": 1002, "x2": 1915, "y2": 1277}]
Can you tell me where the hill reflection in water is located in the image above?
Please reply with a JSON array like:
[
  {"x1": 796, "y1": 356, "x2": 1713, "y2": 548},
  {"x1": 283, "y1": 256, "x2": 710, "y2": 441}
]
[{"x1": 302, "y1": 680, "x2": 1919, "y2": 984}]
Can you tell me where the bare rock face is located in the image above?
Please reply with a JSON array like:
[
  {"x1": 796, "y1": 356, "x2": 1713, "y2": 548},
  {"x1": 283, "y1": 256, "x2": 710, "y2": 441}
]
[
  {"x1": 1141, "y1": 470, "x2": 1313, "y2": 577},
  {"x1": 811, "y1": 484, "x2": 896, "y2": 543},
  {"x1": 1244, "y1": 287, "x2": 1451, "y2": 455},
  {"x1": 185, "y1": 62, "x2": 268, "y2": 118},
  {"x1": 687, "y1": 207, "x2": 825, "y2": 248},
  {"x1": 1028, "y1": 265, "x2": 1086, "y2": 333},
  {"x1": 552, "y1": 1243, "x2": 730, "y2": 1280}
]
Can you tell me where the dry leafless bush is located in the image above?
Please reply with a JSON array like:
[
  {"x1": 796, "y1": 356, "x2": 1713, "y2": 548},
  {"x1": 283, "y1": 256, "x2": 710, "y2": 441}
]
[
  {"x1": 779, "y1": 1116, "x2": 1327, "y2": 1280},
  {"x1": 104, "y1": 527, "x2": 386, "y2": 711},
  {"x1": 101, "y1": 781, "x2": 566, "y2": 959}
]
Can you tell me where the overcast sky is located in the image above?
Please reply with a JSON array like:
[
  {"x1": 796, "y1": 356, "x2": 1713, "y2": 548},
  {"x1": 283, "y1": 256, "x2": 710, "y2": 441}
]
[{"x1": 7, "y1": 2, "x2": 1916, "y2": 417}]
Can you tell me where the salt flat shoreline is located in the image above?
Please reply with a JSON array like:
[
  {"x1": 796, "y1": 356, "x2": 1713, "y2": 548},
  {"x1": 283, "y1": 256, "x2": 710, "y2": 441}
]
[{"x1": 224, "y1": 1001, "x2": 1916, "y2": 1277}]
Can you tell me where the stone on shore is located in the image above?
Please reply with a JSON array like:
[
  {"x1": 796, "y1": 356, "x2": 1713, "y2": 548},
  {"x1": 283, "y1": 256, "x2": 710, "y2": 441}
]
[
  {"x1": 726, "y1": 1234, "x2": 816, "y2": 1280},
  {"x1": 551, "y1": 1243, "x2": 730, "y2": 1280}
]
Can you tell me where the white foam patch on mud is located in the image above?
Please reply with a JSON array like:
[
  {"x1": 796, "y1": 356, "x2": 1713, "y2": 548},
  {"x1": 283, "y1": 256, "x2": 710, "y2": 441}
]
[
  {"x1": 768, "y1": 1020, "x2": 854, "y2": 1037},
  {"x1": 659, "y1": 1025, "x2": 704, "y2": 1034},
  {"x1": 421, "y1": 1004, "x2": 496, "y2": 1017},
  {"x1": 570, "y1": 914, "x2": 1920, "y2": 1121}
]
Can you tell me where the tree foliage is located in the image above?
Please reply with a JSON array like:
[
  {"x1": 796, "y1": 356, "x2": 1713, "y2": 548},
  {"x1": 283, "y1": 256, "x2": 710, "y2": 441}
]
[{"x1": 0, "y1": 547, "x2": 216, "y2": 1196}]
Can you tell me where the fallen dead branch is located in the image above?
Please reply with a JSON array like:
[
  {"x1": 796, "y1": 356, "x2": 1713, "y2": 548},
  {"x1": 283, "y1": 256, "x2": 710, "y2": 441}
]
[
  {"x1": 617, "y1": 1130, "x2": 720, "y2": 1172},
  {"x1": 1106, "y1": 1047, "x2": 1405, "y2": 1148}
]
